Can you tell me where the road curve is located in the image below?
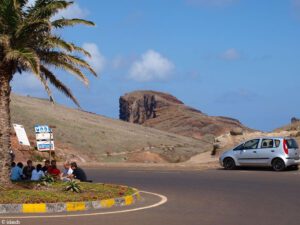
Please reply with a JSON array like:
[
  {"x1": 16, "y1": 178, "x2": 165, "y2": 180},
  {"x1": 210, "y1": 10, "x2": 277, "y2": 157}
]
[{"x1": 2, "y1": 167, "x2": 300, "y2": 225}]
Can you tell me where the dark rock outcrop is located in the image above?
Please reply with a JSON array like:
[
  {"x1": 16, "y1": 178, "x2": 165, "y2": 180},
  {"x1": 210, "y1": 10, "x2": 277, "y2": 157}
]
[
  {"x1": 120, "y1": 93, "x2": 157, "y2": 124},
  {"x1": 291, "y1": 117, "x2": 300, "y2": 124},
  {"x1": 119, "y1": 90, "x2": 250, "y2": 138}
]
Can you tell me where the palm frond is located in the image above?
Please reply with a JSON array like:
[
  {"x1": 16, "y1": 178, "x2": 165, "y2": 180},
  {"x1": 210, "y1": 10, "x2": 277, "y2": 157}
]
[
  {"x1": 0, "y1": 0, "x2": 97, "y2": 109},
  {"x1": 40, "y1": 65, "x2": 80, "y2": 107},
  {"x1": 5, "y1": 48, "x2": 40, "y2": 74},
  {"x1": 63, "y1": 54, "x2": 97, "y2": 76},
  {"x1": 52, "y1": 18, "x2": 95, "y2": 28},
  {"x1": 28, "y1": 0, "x2": 72, "y2": 19},
  {"x1": 0, "y1": 35, "x2": 11, "y2": 50},
  {"x1": 15, "y1": 19, "x2": 51, "y2": 39},
  {"x1": 40, "y1": 51, "x2": 90, "y2": 84},
  {"x1": 45, "y1": 36, "x2": 74, "y2": 52},
  {"x1": 70, "y1": 44, "x2": 91, "y2": 57},
  {"x1": 32, "y1": 71, "x2": 54, "y2": 103}
]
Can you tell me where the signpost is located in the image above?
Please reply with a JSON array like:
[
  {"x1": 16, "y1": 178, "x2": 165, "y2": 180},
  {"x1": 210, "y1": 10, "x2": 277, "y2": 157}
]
[
  {"x1": 13, "y1": 124, "x2": 30, "y2": 147},
  {"x1": 35, "y1": 125, "x2": 55, "y2": 161}
]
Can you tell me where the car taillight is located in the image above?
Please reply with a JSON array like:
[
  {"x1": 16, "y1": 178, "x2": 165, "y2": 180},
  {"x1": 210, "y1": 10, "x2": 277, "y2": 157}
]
[{"x1": 283, "y1": 139, "x2": 289, "y2": 154}]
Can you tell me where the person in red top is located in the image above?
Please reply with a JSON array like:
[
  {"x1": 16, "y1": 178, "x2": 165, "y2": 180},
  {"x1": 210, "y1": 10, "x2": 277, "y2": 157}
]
[{"x1": 47, "y1": 160, "x2": 61, "y2": 176}]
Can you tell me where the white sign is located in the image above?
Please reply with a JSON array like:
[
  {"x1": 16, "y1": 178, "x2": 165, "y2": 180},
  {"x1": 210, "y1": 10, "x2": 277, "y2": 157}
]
[
  {"x1": 13, "y1": 124, "x2": 30, "y2": 146},
  {"x1": 35, "y1": 125, "x2": 55, "y2": 152},
  {"x1": 36, "y1": 141, "x2": 55, "y2": 151}
]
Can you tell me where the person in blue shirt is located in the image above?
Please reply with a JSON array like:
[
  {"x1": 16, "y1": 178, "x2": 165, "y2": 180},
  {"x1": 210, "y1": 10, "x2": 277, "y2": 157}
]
[{"x1": 11, "y1": 162, "x2": 23, "y2": 181}]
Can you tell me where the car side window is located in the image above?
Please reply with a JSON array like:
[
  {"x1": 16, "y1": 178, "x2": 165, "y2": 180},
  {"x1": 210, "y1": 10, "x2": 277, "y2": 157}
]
[
  {"x1": 244, "y1": 139, "x2": 260, "y2": 150},
  {"x1": 275, "y1": 140, "x2": 280, "y2": 148},
  {"x1": 261, "y1": 139, "x2": 274, "y2": 148},
  {"x1": 234, "y1": 143, "x2": 244, "y2": 150}
]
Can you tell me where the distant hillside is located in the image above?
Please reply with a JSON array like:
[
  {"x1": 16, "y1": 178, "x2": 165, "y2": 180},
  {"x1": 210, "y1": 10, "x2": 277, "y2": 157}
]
[
  {"x1": 274, "y1": 118, "x2": 300, "y2": 133},
  {"x1": 119, "y1": 90, "x2": 251, "y2": 139},
  {"x1": 10, "y1": 94, "x2": 211, "y2": 163}
]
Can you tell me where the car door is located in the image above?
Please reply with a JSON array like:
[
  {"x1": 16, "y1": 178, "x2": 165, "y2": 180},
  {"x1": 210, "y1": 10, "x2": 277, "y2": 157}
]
[
  {"x1": 256, "y1": 138, "x2": 275, "y2": 165},
  {"x1": 236, "y1": 139, "x2": 260, "y2": 165}
]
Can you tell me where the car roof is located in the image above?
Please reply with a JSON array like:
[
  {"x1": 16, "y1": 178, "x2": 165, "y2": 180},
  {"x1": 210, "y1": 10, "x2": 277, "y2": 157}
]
[{"x1": 245, "y1": 136, "x2": 294, "y2": 141}]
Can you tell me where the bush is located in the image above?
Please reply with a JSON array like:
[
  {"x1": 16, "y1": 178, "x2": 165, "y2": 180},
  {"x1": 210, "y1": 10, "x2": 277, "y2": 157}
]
[
  {"x1": 40, "y1": 174, "x2": 55, "y2": 186},
  {"x1": 64, "y1": 180, "x2": 82, "y2": 193}
]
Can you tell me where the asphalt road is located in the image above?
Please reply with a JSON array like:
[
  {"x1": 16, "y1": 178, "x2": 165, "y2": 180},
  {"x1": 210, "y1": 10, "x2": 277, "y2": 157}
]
[{"x1": 2, "y1": 167, "x2": 300, "y2": 225}]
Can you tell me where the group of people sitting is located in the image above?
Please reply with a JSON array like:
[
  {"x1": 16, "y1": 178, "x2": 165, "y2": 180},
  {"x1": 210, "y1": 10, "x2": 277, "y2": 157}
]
[{"x1": 10, "y1": 159, "x2": 88, "y2": 182}]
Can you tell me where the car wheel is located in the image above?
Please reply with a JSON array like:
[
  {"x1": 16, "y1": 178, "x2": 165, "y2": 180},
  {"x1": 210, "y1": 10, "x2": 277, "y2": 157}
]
[
  {"x1": 223, "y1": 158, "x2": 236, "y2": 170},
  {"x1": 272, "y1": 158, "x2": 286, "y2": 171}
]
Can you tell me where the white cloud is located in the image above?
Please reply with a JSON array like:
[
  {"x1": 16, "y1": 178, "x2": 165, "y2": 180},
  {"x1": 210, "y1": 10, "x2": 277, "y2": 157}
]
[
  {"x1": 220, "y1": 48, "x2": 241, "y2": 61},
  {"x1": 129, "y1": 50, "x2": 174, "y2": 82},
  {"x1": 82, "y1": 43, "x2": 106, "y2": 74},
  {"x1": 55, "y1": 3, "x2": 89, "y2": 19},
  {"x1": 186, "y1": 0, "x2": 238, "y2": 7}
]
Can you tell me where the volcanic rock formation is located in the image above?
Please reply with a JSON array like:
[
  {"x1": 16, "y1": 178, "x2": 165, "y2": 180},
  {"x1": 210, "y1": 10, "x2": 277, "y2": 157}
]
[{"x1": 120, "y1": 90, "x2": 250, "y2": 139}]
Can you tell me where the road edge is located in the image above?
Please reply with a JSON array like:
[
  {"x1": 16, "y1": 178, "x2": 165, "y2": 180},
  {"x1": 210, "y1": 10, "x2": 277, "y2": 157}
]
[{"x1": 0, "y1": 188, "x2": 140, "y2": 214}]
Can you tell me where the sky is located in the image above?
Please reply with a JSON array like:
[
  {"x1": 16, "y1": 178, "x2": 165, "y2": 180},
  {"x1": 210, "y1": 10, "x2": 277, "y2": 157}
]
[{"x1": 12, "y1": 0, "x2": 300, "y2": 131}]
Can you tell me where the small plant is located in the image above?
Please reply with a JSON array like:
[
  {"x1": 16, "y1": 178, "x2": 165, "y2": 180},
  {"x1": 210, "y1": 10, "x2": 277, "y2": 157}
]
[
  {"x1": 64, "y1": 180, "x2": 82, "y2": 193},
  {"x1": 40, "y1": 174, "x2": 55, "y2": 186}
]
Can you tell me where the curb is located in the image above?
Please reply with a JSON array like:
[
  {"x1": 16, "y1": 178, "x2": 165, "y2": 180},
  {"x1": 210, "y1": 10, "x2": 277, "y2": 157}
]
[{"x1": 0, "y1": 189, "x2": 141, "y2": 214}]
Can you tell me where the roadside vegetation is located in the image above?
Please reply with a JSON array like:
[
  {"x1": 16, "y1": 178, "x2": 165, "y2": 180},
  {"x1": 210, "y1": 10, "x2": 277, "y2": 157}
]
[{"x1": 0, "y1": 182, "x2": 134, "y2": 204}]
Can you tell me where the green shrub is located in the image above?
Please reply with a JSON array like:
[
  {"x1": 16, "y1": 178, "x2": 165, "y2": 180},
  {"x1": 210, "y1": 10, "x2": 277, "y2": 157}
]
[
  {"x1": 40, "y1": 174, "x2": 55, "y2": 186},
  {"x1": 64, "y1": 180, "x2": 82, "y2": 193}
]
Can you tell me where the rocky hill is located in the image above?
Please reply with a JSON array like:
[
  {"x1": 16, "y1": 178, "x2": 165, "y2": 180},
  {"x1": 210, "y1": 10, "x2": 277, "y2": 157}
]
[
  {"x1": 10, "y1": 94, "x2": 212, "y2": 163},
  {"x1": 119, "y1": 91, "x2": 251, "y2": 139}
]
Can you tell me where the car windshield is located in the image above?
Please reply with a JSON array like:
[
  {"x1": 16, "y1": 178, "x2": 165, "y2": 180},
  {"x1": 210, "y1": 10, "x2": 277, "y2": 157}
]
[{"x1": 286, "y1": 139, "x2": 299, "y2": 149}]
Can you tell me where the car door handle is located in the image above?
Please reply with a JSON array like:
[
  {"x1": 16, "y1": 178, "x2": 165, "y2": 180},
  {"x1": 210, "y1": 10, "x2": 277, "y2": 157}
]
[
  {"x1": 271, "y1": 150, "x2": 275, "y2": 152},
  {"x1": 253, "y1": 151, "x2": 257, "y2": 153}
]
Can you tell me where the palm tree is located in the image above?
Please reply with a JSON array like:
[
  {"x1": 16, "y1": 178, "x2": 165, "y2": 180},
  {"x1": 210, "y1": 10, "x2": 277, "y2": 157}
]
[{"x1": 0, "y1": 0, "x2": 97, "y2": 186}]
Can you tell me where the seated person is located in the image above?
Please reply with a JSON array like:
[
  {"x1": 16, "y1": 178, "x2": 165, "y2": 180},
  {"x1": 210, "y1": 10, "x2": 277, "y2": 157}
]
[
  {"x1": 31, "y1": 164, "x2": 45, "y2": 181},
  {"x1": 23, "y1": 160, "x2": 35, "y2": 180},
  {"x1": 47, "y1": 160, "x2": 61, "y2": 177},
  {"x1": 42, "y1": 160, "x2": 50, "y2": 173},
  {"x1": 60, "y1": 161, "x2": 73, "y2": 182},
  {"x1": 70, "y1": 162, "x2": 87, "y2": 182},
  {"x1": 11, "y1": 162, "x2": 23, "y2": 181}
]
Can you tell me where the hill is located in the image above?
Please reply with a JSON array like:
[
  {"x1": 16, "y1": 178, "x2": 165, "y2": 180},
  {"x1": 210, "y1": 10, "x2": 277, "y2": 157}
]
[
  {"x1": 119, "y1": 90, "x2": 251, "y2": 139},
  {"x1": 10, "y1": 94, "x2": 212, "y2": 163}
]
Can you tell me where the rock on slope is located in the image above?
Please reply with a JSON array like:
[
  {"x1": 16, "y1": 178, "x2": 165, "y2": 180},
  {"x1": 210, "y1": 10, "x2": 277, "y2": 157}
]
[
  {"x1": 119, "y1": 90, "x2": 250, "y2": 139},
  {"x1": 10, "y1": 94, "x2": 212, "y2": 163}
]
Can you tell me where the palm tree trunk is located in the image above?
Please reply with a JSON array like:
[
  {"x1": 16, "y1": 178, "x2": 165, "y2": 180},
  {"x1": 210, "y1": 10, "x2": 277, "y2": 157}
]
[{"x1": 0, "y1": 70, "x2": 12, "y2": 187}]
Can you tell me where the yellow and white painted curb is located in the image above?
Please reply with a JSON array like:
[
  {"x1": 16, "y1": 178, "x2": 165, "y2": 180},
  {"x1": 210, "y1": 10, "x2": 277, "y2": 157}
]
[{"x1": 0, "y1": 189, "x2": 141, "y2": 214}]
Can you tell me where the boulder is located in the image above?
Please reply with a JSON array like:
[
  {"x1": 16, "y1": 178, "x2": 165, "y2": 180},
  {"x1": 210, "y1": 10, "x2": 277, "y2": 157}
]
[
  {"x1": 230, "y1": 128, "x2": 244, "y2": 136},
  {"x1": 291, "y1": 117, "x2": 300, "y2": 124}
]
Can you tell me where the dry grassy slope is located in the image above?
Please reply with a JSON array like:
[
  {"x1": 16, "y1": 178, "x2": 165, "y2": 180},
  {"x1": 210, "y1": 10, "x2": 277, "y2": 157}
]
[{"x1": 10, "y1": 94, "x2": 211, "y2": 163}]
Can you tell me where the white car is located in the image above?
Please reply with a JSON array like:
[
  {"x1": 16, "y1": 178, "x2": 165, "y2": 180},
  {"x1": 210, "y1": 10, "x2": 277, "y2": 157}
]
[{"x1": 219, "y1": 137, "x2": 300, "y2": 171}]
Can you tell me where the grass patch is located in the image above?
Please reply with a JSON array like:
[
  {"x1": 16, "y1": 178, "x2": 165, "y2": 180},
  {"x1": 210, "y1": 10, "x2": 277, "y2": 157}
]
[{"x1": 0, "y1": 182, "x2": 135, "y2": 204}]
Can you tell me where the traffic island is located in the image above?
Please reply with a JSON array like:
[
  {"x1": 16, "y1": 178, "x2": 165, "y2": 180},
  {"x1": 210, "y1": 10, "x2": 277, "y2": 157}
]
[{"x1": 0, "y1": 182, "x2": 140, "y2": 214}]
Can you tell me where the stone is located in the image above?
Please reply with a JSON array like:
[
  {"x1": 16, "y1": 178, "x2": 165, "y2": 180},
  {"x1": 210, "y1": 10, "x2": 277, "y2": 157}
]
[{"x1": 230, "y1": 128, "x2": 243, "y2": 136}]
